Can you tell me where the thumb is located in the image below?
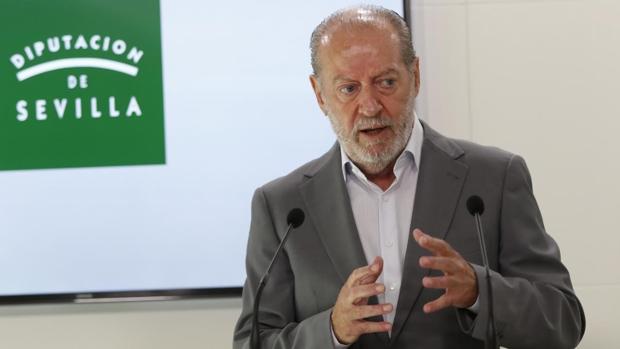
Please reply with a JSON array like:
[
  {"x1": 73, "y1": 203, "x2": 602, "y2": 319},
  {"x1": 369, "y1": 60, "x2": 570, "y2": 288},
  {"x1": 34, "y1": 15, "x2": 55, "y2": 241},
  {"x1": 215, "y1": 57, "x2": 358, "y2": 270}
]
[{"x1": 359, "y1": 256, "x2": 383, "y2": 284}]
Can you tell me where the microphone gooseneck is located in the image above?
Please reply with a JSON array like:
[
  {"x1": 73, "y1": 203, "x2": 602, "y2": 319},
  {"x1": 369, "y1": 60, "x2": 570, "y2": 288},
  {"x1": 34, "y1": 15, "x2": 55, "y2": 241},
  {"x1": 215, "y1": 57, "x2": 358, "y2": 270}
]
[
  {"x1": 250, "y1": 208, "x2": 305, "y2": 349},
  {"x1": 466, "y1": 195, "x2": 498, "y2": 349}
]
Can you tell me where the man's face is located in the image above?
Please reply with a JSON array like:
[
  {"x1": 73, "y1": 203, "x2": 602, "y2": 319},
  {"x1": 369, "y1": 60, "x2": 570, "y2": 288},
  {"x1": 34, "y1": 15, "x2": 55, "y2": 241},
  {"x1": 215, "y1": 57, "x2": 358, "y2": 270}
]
[{"x1": 310, "y1": 24, "x2": 420, "y2": 175}]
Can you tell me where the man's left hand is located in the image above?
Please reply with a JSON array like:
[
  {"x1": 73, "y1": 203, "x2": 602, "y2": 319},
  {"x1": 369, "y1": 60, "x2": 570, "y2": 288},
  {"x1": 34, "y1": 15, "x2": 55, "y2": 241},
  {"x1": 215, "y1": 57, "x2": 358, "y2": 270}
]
[{"x1": 413, "y1": 228, "x2": 478, "y2": 313}]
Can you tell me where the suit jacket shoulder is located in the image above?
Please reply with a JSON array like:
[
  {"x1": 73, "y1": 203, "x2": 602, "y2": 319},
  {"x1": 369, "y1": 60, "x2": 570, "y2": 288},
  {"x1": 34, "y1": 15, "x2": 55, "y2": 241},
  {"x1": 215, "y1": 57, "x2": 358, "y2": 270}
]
[
  {"x1": 257, "y1": 143, "x2": 339, "y2": 206},
  {"x1": 422, "y1": 120, "x2": 517, "y2": 172}
]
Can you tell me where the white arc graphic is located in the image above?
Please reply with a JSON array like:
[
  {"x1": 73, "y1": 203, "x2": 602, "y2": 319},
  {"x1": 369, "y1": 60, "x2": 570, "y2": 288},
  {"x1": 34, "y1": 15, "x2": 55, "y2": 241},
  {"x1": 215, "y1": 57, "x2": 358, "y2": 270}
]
[{"x1": 16, "y1": 57, "x2": 139, "y2": 81}]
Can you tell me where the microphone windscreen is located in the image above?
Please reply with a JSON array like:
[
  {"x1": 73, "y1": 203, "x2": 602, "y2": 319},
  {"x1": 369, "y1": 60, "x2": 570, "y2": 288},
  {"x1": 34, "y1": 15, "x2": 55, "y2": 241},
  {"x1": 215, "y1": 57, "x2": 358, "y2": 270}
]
[
  {"x1": 466, "y1": 195, "x2": 485, "y2": 216},
  {"x1": 286, "y1": 208, "x2": 305, "y2": 228}
]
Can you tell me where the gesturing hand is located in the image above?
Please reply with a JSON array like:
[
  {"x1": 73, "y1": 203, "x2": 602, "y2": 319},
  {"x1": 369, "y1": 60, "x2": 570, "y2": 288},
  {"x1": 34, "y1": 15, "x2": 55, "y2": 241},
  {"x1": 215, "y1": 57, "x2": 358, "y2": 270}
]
[
  {"x1": 413, "y1": 229, "x2": 478, "y2": 313},
  {"x1": 331, "y1": 256, "x2": 393, "y2": 345}
]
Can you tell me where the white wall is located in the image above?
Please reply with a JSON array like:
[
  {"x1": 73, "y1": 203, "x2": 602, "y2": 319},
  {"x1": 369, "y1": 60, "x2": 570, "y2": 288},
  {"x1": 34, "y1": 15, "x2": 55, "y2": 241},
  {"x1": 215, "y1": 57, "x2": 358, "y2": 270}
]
[
  {"x1": 413, "y1": 0, "x2": 620, "y2": 347},
  {"x1": 0, "y1": 298, "x2": 241, "y2": 348},
  {"x1": 2, "y1": 1, "x2": 618, "y2": 348}
]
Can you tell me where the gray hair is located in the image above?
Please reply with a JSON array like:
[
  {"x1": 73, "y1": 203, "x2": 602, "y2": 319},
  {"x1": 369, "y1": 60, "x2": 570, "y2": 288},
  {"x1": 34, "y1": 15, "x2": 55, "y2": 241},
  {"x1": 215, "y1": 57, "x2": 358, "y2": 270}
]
[{"x1": 310, "y1": 5, "x2": 416, "y2": 77}]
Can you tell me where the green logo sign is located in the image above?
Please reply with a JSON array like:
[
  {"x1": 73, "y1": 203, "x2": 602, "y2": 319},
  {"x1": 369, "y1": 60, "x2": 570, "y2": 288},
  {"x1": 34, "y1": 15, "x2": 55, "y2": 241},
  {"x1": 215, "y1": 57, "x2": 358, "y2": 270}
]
[{"x1": 0, "y1": 0, "x2": 166, "y2": 171}]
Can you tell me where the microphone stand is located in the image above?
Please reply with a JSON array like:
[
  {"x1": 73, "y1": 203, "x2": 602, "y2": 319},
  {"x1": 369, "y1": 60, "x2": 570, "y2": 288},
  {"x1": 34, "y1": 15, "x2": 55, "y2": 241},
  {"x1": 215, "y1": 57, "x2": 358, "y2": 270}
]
[
  {"x1": 250, "y1": 222, "x2": 296, "y2": 349},
  {"x1": 473, "y1": 212, "x2": 499, "y2": 349}
]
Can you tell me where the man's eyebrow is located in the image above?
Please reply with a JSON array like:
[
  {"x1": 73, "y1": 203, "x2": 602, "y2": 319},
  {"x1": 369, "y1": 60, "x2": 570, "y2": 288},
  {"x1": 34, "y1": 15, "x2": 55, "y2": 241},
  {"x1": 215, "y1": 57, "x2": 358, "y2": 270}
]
[
  {"x1": 332, "y1": 75, "x2": 353, "y2": 83},
  {"x1": 332, "y1": 69, "x2": 401, "y2": 83},
  {"x1": 375, "y1": 68, "x2": 400, "y2": 77}
]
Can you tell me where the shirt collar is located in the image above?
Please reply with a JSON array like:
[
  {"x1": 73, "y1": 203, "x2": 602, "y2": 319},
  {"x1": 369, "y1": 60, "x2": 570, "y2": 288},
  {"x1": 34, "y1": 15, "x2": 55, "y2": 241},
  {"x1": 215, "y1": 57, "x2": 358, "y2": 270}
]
[{"x1": 340, "y1": 113, "x2": 424, "y2": 182}]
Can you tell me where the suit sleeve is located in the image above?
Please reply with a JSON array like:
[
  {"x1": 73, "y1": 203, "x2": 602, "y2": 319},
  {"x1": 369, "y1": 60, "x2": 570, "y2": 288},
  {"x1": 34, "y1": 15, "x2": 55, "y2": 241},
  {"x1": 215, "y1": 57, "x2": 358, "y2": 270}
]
[
  {"x1": 458, "y1": 154, "x2": 586, "y2": 349},
  {"x1": 233, "y1": 188, "x2": 335, "y2": 349}
]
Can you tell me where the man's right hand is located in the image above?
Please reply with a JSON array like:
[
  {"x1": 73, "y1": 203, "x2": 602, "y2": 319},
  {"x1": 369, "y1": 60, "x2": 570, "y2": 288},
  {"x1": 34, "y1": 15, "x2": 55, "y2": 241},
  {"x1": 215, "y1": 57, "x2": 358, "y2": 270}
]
[{"x1": 331, "y1": 256, "x2": 393, "y2": 345}]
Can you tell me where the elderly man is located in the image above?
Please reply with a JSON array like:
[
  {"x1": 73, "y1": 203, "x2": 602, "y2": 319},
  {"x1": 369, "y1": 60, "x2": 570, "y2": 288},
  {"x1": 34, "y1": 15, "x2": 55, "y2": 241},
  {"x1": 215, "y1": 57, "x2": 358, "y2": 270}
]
[{"x1": 233, "y1": 5, "x2": 585, "y2": 349}]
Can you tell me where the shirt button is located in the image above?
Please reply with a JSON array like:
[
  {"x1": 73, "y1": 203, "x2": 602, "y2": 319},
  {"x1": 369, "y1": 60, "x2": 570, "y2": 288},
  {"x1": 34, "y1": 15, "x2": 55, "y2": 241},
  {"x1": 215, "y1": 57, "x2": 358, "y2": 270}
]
[
  {"x1": 382, "y1": 196, "x2": 389, "y2": 203},
  {"x1": 385, "y1": 240, "x2": 393, "y2": 247},
  {"x1": 389, "y1": 283, "x2": 398, "y2": 291}
]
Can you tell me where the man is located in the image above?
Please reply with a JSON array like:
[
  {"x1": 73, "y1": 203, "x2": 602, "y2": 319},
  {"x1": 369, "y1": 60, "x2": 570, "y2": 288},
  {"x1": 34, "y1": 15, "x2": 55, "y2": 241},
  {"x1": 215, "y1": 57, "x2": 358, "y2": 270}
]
[{"x1": 233, "y1": 5, "x2": 585, "y2": 348}]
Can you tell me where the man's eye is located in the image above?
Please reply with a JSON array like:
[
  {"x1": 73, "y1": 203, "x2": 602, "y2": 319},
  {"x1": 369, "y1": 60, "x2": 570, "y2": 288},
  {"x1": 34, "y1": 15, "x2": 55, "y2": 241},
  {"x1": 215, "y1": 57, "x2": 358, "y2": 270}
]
[
  {"x1": 339, "y1": 85, "x2": 357, "y2": 95},
  {"x1": 380, "y1": 79, "x2": 396, "y2": 88}
]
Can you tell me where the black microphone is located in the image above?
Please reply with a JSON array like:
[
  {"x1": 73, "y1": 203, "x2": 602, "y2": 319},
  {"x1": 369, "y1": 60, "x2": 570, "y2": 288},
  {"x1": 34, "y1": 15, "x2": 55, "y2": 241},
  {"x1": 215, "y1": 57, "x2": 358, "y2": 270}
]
[
  {"x1": 250, "y1": 208, "x2": 305, "y2": 349},
  {"x1": 466, "y1": 195, "x2": 498, "y2": 349},
  {"x1": 466, "y1": 195, "x2": 485, "y2": 217}
]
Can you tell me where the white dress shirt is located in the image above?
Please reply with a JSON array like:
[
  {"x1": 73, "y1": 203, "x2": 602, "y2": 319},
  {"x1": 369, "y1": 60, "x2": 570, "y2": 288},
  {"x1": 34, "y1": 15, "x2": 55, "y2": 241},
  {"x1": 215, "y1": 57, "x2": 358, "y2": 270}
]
[
  {"x1": 341, "y1": 116, "x2": 423, "y2": 326},
  {"x1": 330, "y1": 117, "x2": 422, "y2": 348}
]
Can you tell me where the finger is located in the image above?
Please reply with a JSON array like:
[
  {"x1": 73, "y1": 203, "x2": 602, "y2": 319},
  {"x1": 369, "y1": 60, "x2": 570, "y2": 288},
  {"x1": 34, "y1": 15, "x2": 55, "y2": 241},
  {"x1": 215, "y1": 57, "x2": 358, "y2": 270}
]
[
  {"x1": 359, "y1": 257, "x2": 383, "y2": 285},
  {"x1": 413, "y1": 229, "x2": 457, "y2": 257},
  {"x1": 348, "y1": 283, "x2": 385, "y2": 304},
  {"x1": 350, "y1": 303, "x2": 393, "y2": 320},
  {"x1": 355, "y1": 320, "x2": 392, "y2": 335},
  {"x1": 423, "y1": 294, "x2": 452, "y2": 313},
  {"x1": 419, "y1": 256, "x2": 460, "y2": 274},
  {"x1": 422, "y1": 275, "x2": 454, "y2": 289},
  {"x1": 347, "y1": 265, "x2": 377, "y2": 288},
  {"x1": 348, "y1": 257, "x2": 383, "y2": 287}
]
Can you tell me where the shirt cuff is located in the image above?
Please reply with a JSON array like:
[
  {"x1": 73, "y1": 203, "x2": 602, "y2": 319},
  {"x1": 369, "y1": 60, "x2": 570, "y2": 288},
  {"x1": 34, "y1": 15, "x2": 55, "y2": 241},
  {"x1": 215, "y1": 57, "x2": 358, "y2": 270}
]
[{"x1": 466, "y1": 294, "x2": 480, "y2": 314}]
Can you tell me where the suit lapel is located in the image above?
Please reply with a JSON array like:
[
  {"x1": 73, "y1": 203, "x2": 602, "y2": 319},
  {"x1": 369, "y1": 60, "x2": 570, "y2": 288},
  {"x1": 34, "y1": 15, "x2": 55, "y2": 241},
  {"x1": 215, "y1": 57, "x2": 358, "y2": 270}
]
[
  {"x1": 299, "y1": 144, "x2": 368, "y2": 283},
  {"x1": 390, "y1": 124, "x2": 469, "y2": 342},
  {"x1": 299, "y1": 144, "x2": 390, "y2": 345}
]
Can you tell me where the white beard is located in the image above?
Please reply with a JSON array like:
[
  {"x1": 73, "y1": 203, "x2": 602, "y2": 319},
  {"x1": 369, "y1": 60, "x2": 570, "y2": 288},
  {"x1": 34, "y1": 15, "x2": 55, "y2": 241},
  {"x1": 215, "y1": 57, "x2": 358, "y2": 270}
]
[{"x1": 326, "y1": 95, "x2": 416, "y2": 175}]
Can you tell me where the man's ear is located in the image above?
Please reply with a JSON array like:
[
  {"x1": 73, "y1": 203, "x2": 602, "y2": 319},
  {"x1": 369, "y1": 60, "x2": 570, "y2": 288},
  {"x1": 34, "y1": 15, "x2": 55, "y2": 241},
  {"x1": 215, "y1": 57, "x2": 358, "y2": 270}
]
[
  {"x1": 412, "y1": 57, "x2": 421, "y2": 98},
  {"x1": 309, "y1": 74, "x2": 328, "y2": 116}
]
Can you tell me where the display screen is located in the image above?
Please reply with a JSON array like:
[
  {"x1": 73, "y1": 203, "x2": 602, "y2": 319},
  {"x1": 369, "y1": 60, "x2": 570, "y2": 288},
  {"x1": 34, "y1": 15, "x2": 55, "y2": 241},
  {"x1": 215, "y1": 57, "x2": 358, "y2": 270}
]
[{"x1": 0, "y1": 0, "x2": 404, "y2": 299}]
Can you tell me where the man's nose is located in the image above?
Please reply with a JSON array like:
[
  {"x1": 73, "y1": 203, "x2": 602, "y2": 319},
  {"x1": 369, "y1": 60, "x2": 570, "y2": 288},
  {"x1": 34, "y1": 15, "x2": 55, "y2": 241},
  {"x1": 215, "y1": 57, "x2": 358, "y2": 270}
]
[{"x1": 358, "y1": 88, "x2": 383, "y2": 117}]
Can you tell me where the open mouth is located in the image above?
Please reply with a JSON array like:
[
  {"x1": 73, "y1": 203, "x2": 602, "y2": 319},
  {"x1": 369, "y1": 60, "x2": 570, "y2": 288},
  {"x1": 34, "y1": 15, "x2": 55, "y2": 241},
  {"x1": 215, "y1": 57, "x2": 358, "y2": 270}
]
[{"x1": 360, "y1": 126, "x2": 388, "y2": 136}]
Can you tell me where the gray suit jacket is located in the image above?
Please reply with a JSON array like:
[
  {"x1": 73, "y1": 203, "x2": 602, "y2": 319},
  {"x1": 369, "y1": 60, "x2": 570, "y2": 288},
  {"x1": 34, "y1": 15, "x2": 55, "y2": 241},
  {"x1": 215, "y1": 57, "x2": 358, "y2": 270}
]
[{"x1": 233, "y1": 122, "x2": 585, "y2": 348}]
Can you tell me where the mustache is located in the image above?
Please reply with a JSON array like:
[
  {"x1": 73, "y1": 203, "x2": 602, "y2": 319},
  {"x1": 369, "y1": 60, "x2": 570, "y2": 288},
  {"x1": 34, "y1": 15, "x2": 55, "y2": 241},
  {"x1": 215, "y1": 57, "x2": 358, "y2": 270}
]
[{"x1": 353, "y1": 116, "x2": 393, "y2": 133}]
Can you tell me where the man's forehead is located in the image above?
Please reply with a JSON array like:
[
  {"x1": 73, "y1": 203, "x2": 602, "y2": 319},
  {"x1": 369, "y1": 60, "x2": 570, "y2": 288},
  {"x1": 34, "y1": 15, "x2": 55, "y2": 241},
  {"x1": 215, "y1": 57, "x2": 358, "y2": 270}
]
[
  {"x1": 319, "y1": 26, "x2": 400, "y2": 71},
  {"x1": 320, "y1": 21, "x2": 397, "y2": 48}
]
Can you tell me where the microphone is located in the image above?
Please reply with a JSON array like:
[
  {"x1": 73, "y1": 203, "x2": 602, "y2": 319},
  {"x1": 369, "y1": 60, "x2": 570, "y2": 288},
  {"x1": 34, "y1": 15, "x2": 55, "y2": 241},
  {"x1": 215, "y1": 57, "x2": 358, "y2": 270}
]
[
  {"x1": 466, "y1": 195, "x2": 498, "y2": 349},
  {"x1": 466, "y1": 195, "x2": 485, "y2": 216},
  {"x1": 250, "y1": 208, "x2": 305, "y2": 349}
]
